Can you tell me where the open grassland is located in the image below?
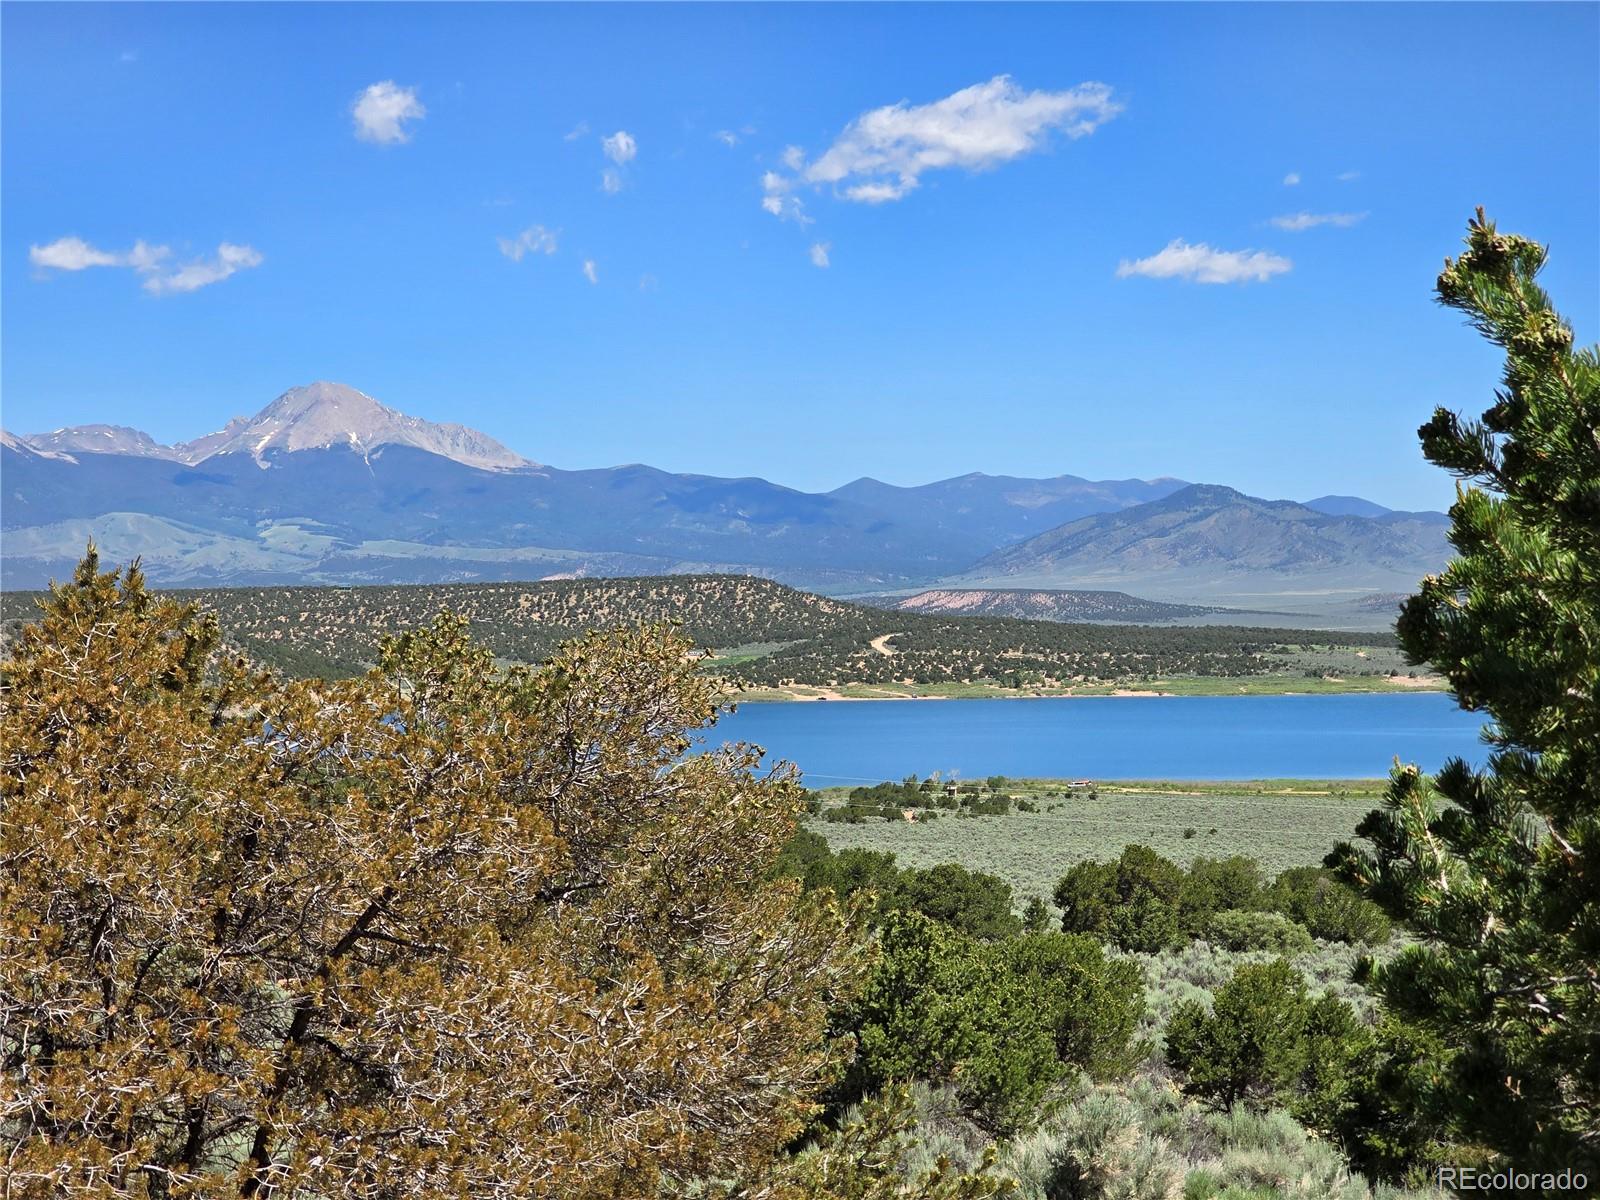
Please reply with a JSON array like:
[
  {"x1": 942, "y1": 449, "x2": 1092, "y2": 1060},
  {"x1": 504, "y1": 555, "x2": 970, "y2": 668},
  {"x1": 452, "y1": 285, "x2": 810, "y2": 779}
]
[
  {"x1": 805, "y1": 778, "x2": 1385, "y2": 902},
  {"x1": 0, "y1": 574, "x2": 1439, "y2": 697}
]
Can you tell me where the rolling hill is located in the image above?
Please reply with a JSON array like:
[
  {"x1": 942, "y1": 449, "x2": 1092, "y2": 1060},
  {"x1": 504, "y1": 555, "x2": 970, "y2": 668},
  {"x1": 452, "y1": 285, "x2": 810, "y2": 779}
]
[{"x1": 0, "y1": 574, "x2": 1415, "y2": 697}]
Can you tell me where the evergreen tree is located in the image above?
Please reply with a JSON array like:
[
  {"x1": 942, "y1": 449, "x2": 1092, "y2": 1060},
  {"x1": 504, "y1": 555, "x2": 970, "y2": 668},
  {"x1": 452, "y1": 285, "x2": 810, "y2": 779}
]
[
  {"x1": 1021, "y1": 895, "x2": 1051, "y2": 935},
  {"x1": 1001, "y1": 932, "x2": 1146, "y2": 1081},
  {"x1": 0, "y1": 552, "x2": 907, "y2": 1199},
  {"x1": 1164, "y1": 958, "x2": 1314, "y2": 1112},
  {"x1": 1053, "y1": 845, "x2": 1185, "y2": 952},
  {"x1": 845, "y1": 912, "x2": 1062, "y2": 1134},
  {"x1": 1329, "y1": 210, "x2": 1600, "y2": 1168}
]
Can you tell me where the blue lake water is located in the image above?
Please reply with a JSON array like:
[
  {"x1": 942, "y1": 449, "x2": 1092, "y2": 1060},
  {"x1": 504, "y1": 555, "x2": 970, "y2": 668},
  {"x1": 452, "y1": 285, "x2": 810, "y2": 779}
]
[{"x1": 702, "y1": 693, "x2": 1486, "y2": 785}]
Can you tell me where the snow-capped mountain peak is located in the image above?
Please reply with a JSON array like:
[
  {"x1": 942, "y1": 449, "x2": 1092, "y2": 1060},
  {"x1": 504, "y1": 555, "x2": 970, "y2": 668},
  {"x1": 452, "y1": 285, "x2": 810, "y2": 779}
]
[{"x1": 201, "y1": 382, "x2": 535, "y2": 470}]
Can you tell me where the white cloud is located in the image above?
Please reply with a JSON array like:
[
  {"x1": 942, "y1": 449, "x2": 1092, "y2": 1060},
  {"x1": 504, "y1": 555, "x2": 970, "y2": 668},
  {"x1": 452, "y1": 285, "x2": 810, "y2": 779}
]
[
  {"x1": 582, "y1": 259, "x2": 599, "y2": 284},
  {"x1": 143, "y1": 243, "x2": 263, "y2": 294},
  {"x1": 498, "y1": 226, "x2": 559, "y2": 261},
  {"x1": 1116, "y1": 239, "x2": 1290, "y2": 285},
  {"x1": 843, "y1": 181, "x2": 904, "y2": 204},
  {"x1": 1282, "y1": 171, "x2": 1300, "y2": 186},
  {"x1": 30, "y1": 236, "x2": 160, "y2": 272},
  {"x1": 1270, "y1": 210, "x2": 1368, "y2": 232},
  {"x1": 602, "y1": 130, "x2": 637, "y2": 164},
  {"x1": 714, "y1": 130, "x2": 739, "y2": 147},
  {"x1": 352, "y1": 81, "x2": 425, "y2": 144},
  {"x1": 765, "y1": 75, "x2": 1120, "y2": 212},
  {"x1": 809, "y1": 242, "x2": 831, "y2": 269},
  {"x1": 125, "y1": 242, "x2": 170, "y2": 272},
  {"x1": 638, "y1": 273, "x2": 659, "y2": 291},
  {"x1": 598, "y1": 131, "x2": 637, "y2": 193},
  {"x1": 30, "y1": 236, "x2": 260, "y2": 294},
  {"x1": 1337, "y1": 170, "x2": 1361, "y2": 182},
  {"x1": 761, "y1": 171, "x2": 810, "y2": 224},
  {"x1": 564, "y1": 121, "x2": 590, "y2": 141}
]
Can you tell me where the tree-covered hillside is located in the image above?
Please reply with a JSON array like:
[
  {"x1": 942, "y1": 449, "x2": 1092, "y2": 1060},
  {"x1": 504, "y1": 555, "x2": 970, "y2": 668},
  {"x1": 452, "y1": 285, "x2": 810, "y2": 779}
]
[{"x1": 2, "y1": 573, "x2": 1410, "y2": 693}]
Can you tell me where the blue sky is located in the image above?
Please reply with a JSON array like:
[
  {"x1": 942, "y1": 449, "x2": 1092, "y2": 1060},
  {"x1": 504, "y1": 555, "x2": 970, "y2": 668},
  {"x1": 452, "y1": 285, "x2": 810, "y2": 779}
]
[{"x1": 4, "y1": 2, "x2": 1596, "y2": 510}]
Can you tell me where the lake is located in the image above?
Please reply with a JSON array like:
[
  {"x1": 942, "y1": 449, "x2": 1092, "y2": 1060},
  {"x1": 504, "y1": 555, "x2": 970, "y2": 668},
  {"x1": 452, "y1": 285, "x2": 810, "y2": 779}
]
[{"x1": 703, "y1": 693, "x2": 1486, "y2": 784}]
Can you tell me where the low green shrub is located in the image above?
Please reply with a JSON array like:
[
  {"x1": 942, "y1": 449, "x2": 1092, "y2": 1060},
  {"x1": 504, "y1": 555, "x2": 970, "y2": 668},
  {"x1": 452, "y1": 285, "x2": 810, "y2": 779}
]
[
  {"x1": 1182, "y1": 857, "x2": 1267, "y2": 926},
  {"x1": 993, "y1": 1077, "x2": 1441, "y2": 1200},
  {"x1": 893, "y1": 862, "x2": 1023, "y2": 941},
  {"x1": 1000, "y1": 1086, "x2": 1179, "y2": 1200},
  {"x1": 1263, "y1": 867, "x2": 1391, "y2": 946},
  {"x1": 1004, "y1": 933, "x2": 1149, "y2": 1082},
  {"x1": 842, "y1": 916, "x2": 1147, "y2": 1134},
  {"x1": 1053, "y1": 849, "x2": 1390, "y2": 956},
  {"x1": 774, "y1": 832, "x2": 1022, "y2": 940},
  {"x1": 845, "y1": 912, "x2": 1063, "y2": 1133},
  {"x1": 1204, "y1": 911, "x2": 1313, "y2": 956}
]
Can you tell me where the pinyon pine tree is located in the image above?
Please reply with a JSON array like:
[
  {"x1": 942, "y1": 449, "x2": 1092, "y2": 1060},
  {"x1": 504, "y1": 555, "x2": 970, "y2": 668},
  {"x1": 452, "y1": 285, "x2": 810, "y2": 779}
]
[
  {"x1": 1329, "y1": 210, "x2": 1600, "y2": 1170},
  {"x1": 0, "y1": 553, "x2": 999, "y2": 1200}
]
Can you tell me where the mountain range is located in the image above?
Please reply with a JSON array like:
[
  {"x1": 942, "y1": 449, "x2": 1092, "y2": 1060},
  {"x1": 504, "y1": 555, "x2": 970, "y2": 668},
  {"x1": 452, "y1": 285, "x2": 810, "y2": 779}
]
[
  {"x1": 963, "y1": 484, "x2": 1450, "y2": 601},
  {"x1": 1, "y1": 382, "x2": 1450, "y2": 621}
]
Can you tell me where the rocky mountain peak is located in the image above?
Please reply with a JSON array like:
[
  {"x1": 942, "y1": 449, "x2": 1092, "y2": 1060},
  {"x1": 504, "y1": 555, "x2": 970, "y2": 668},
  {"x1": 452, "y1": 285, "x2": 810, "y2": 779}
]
[
  {"x1": 21, "y1": 423, "x2": 182, "y2": 460},
  {"x1": 204, "y1": 382, "x2": 535, "y2": 471}
]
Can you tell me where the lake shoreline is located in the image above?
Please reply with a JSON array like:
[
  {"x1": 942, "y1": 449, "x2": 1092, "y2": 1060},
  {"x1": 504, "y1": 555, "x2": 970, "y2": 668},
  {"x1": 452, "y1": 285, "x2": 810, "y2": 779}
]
[{"x1": 727, "y1": 678, "x2": 1448, "y2": 704}]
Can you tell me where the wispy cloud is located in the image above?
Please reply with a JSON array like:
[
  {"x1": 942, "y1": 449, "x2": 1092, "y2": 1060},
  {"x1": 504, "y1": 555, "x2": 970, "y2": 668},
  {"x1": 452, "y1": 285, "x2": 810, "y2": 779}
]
[
  {"x1": 638, "y1": 273, "x2": 659, "y2": 291},
  {"x1": 761, "y1": 172, "x2": 810, "y2": 224},
  {"x1": 762, "y1": 75, "x2": 1121, "y2": 212},
  {"x1": 564, "y1": 121, "x2": 590, "y2": 142},
  {"x1": 713, "y1": 130, "x2": 739, "y2": 147},
  {"x1": 598, "y1": 130, "x2": 637, "y2": 193},
  {"x1": 352, "y1": 81, "x2": 425, "y2": 145},
  {"x1": 809, "y1": 242, "x2": 831, "y2": 269},
  {"x1": 602, "y1": 131, "x2": 637, "y2": 164},
  {"x1": 1116, "y1": 240, "x2": 1290, "y2": 285},
  {"x1": 582, "y1": 259, "x2": 599, "y2": 285},
  {"x1": 498, "y1": 226, "x2": 558, "y2": 262},
  {"x1": 30, "y1": 236, "x2": 260, "y2": 294},
  {"x1": 1270, "y1": 210, "x2": 1368, "y2": 232},
  {"x1": 1336, "y1": 170, "x2": 1361, "y2": 182},
  {"x1": 1282, "y1": 171, "x2": 1300, "y2": 186},
  {"x1": 761, "y1": 173, "x2": 812, "y2": 225},
  {"x1": 144, "y1": 244, "x2": 263, "y2": 294}
]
